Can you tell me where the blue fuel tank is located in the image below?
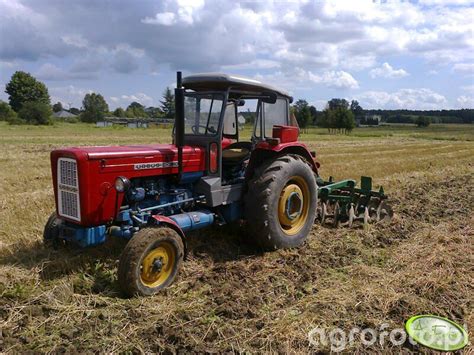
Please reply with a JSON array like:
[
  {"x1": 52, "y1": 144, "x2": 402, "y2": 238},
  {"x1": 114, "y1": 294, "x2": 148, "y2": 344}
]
[{"x1": 169, "y1": 210, "x2": 214, "y2": 232}]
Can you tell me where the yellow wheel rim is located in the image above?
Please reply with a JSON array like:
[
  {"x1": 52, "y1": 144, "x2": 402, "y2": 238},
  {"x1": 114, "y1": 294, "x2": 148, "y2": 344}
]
[
  {"x1": 278, "y1": 176, "x2": 310, "y2": 236},
  {"x1": 140, "y1": 242, "x2": 176, "y2": 288}
]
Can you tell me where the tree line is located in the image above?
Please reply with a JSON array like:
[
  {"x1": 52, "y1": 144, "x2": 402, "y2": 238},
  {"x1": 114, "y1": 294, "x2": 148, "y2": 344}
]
[
  {"x1": 1, "y1": 70, "x2": 473, "y2": 128},
  {"x1": 364, "y1": 108, "x2": 473, "y2": 124},
  {"x1": 0, "y1": 71, "x2": 176, "y2": 125},
  {"x1": 292, "y1": 98, "x2": 360, "y2": 133},
  {"x1": 290, "y1": 98, "x2": 474, "y2": 131}
]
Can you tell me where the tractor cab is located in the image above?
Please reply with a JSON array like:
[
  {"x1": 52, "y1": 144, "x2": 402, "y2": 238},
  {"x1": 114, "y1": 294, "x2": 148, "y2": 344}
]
[{"x1": 174, "y1": 73, "x2": 305, "y2": 206}]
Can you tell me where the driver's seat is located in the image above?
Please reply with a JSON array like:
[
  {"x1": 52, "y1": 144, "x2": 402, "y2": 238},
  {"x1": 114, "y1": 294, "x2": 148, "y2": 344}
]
[{"x1": 222, "y1": 142, "x2": 252, "y2": 163}]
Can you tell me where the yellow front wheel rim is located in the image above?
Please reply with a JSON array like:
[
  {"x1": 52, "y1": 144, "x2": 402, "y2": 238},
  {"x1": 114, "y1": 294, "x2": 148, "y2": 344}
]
[
  {"x1": 140, "y1": 242, "x2": 175, "y2": 288},
  {"x1": 278, "y1": 176, "x2": 310, "y2": 236}
]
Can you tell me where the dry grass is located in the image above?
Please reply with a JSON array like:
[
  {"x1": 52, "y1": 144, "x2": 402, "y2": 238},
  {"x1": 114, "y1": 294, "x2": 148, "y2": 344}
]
[{"x1": 0, "y1": 122, "x2": 473, "y2": 353}]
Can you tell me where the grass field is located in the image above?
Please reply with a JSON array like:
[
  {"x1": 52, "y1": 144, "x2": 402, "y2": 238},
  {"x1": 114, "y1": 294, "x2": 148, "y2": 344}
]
[{"x1": 0, "y1": 122, "x2": 473, "y2": 352}]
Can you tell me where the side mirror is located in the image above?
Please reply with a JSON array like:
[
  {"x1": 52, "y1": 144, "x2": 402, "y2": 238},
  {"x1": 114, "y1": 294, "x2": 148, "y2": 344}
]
[{"x1": 237, "y1": 99, "x2": 246, "y2": 107}]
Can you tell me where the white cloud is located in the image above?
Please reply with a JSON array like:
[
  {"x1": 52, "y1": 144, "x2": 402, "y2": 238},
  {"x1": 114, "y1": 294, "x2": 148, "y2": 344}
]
[
  {"x1": 453, "y1": 63, "x2": 474, "y2": 74},
  {"x1": 61, "y1": 35, "x2": 88, "y2": 48},
  {"x1": 222, "y1": 59, "x2": 280, "y2": 70},
  {"x1": 1, "y1": 0, "x2": 473, "y2": 110},
  {"x1": 307, "y1": 70, "x2": 359, "y2": 89},
  {"x1": 36, "y1": 63, "x2": 97, "y2": 81},
  {"x1": 357, "y1": 88, "x2": 447, "y2": 109},
  {"x1": 118, "y1": 93, "x2": 154, "y2": 107},
  {"x1": 141, "y1": 0, "x2": 204, "y2": 26},
  {"x1": 49, "y1": 85, "x2": 93, "y2": 108},
  {"x1": 418, "y1": 0, "x2": 474, "y2": 5},
  {"x1": 3, "y1": 0, "x2": 473, "y2": 75},
  {"x1": 141, "y1": 12, "x2": 176, "y2": 26},
  {"x1": 369, "y1": 62, "x2": 409, "y2": 79},
  {"x1": 457, "y1": 95, "x2": 474, "y2": 108},
  {"x1": 461, "y1": 84, "x2": 474, "y2": 93},
  {"x1": 0, "y1": 60, "x2": 17, "y2": 69}
]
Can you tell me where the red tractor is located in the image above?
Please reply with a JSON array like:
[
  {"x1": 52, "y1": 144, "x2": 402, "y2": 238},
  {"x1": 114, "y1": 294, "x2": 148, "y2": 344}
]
[{"x1": 44, "y1": 72, "x2": 391, "y2": 296}]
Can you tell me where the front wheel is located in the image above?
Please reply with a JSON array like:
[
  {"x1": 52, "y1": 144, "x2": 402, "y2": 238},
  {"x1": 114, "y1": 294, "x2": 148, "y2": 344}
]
[
  {"x1": 43, "y1": 212, "x2": 63, "y2": 247},
  {"x1": 244, "y1": 154, "x2": 317, "y2": 250},
  {"x1": 118, "y1": 227, "x2": 184, "y2": 297}
]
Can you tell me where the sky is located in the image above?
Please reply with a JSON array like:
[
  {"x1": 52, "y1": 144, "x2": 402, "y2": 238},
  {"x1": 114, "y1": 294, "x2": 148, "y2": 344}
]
[{"x1": 0, "y1": 0, "x2": 473, "y2": 111}]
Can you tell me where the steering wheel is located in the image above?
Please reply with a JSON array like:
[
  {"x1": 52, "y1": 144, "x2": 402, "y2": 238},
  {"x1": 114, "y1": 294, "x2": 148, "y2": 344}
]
[{"x1": 191, "y1": 125, "x2": 216, "y2": 134}]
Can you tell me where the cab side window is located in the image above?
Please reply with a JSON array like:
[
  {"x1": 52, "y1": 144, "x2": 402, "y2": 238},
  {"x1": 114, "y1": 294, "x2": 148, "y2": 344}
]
[
  {"x1": 263, "y1": 98, "x2": 288, "y2": 137},
  {"x1": 223, "y1": 102, "x2": 237, "y2": 137}
]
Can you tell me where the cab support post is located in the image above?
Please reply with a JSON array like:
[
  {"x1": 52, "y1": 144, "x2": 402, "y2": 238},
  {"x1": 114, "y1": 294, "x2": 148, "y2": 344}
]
[{"x1": 175, "y1": 71, "x2": 185, "y2": 179}]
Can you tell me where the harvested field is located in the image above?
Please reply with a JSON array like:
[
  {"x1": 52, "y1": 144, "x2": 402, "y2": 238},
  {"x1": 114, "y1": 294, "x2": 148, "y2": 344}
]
[{"x1": 0, "y1": 122, "x2": 473, "y2": 353}]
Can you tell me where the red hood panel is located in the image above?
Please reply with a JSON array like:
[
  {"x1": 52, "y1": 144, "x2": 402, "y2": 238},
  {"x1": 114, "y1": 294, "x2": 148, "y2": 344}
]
[{"x1": 59, "y1": 144, "x2": 201, "y2": 159}]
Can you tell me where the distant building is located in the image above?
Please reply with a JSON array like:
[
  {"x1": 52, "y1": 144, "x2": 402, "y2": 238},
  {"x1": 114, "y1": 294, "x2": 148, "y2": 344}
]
[
  {"x1": 96, "y1": 117, "x2": 169, "y2": 128},
  {"x1": 96, "y1": 121, "x2": 113, "y2": 127},
  {"x1": 127, "y1": 121, "x2": 148, "y2": 129},
  {"x1": 364, "y1": 114, "x2": 382, "y2": 122},
  {"x1": 53, "y1": 109, "x2": 77, "y2": 118}
]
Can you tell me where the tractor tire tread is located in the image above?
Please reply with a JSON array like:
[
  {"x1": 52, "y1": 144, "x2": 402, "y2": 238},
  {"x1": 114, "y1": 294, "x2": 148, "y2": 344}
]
[
  {"x1": 244, "y1": 154, "x2": 317, "y2": 251},
  {"x1": 118, "y1": 227, "x2": 184, "y2": 297}
]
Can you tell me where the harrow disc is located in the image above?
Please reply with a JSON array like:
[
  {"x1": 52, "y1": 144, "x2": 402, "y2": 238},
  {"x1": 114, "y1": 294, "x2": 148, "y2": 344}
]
[
  {"x1": 348, "y1": 204, "x2": 356, "y2": 227},
  {"x1": 333, "y1": 202, "x2": 340, "y2": 228},
  {"x1": 376, "y1": 200, "x2": 394, "y2": 223},
  {"x1": 368, "y1": 199, "x2": 394, "y2": 224},
  {"x1": 361, "y1": 206, "x2": 370, "y2": 230}
]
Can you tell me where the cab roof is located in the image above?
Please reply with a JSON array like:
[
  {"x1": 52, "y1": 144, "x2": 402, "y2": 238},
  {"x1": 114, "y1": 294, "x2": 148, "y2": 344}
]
[{"x1": 182, "y1": 73, "x2": 292, "y2": 101}]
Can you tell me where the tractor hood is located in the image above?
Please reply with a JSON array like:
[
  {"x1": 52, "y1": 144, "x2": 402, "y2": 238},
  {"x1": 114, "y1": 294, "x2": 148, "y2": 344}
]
[
  {"x1": 51, "y1": 143, "x2": 207, "y2": 173},
  {"x1": 54, "y1": 143, "x2": 200, "y2": 160},
  {"x1": 50, "y1": 143, "x2": 207, "y2": 226}
]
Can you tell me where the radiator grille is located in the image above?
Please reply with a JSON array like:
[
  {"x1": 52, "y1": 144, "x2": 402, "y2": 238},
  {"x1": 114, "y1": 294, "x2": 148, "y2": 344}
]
[
  {"x1": 59, "y1": 158, "x2": 77, "y2": 186},
  {"x1": 57, "y1": 158, "x2": 81, "y2": 221}
]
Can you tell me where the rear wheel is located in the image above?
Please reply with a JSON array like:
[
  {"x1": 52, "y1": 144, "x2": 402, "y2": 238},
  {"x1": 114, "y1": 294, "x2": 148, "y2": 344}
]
[
  {"x1": 244, "y1": 154, "x2": 317, "y2": 250},
  {"x1": 118, "y1": 227, "x2": 184, "y2": 297}
]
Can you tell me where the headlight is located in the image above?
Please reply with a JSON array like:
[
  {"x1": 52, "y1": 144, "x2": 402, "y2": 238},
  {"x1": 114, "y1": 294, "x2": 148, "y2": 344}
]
[{"x1": 115, "y1": 176, "x2": 131, "y2": 192}]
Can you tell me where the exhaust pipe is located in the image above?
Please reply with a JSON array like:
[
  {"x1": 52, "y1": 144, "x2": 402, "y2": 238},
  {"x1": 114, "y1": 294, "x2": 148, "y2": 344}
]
[{"x1": 175, "y1": 71, "x2": 185, "y2": 178}]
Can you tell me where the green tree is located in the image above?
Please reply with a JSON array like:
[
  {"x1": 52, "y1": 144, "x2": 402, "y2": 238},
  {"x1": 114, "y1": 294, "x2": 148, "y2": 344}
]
[
  {"x1": 0, "y1": 101, "x2": 18, "y2": 122},
  {"x1": 145, "y1": 106, "x2": 164, "y2": 118},
  {"x1": 69, "y1": 107, "x2": 80, "y2": 115},
  {"x1": 323, "y1": 98, "x2": 356, "y2": 134},
  {"x1": 52, "y1": 102, "x2": 63, "y2": 112},
  {"x1": 327, "y1": 98, "x2": 349, "y2": 111},
  {"x1": 125, "y1": 101, "x2": 146, "y2": 118},
  {"x1": 292, "y1": 99, "x2": 312, "y2": 131},
  {"x1": 5, "y1": 71, "x2": 50, "y2": 112},
  {"x1": 415, "y1": 115, "x2": 431, "y2": 127},
  {"x1": 18, "y1": 101, "x2": 52, "y2": 125},
  {"x1": 113, "y1": 107, "x2": 126, "y2": 117},
  {"x1": 160, "y1": 87, "x2": 175, "y2": 119},
  {"x1": 309, "y1": 105, "x2": 319, "y2": 125},
  {"x1": 81, "y1": 93, "x2": 109, "y2": 123},
  {"x1": 350, "y1": 100, "x2": 364, "y2": 120},
  {"x1": 342, "y1": 108, "x2": 356, "y2": 132}
]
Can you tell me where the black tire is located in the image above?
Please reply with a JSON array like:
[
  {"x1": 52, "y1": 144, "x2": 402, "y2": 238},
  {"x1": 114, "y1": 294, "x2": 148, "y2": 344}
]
[
  {"x1": 43, "y1": 212, "x2": 63, "y2": 247},
  {"x1": 118, "y1": 227, "x2": 184, "y2": 297},
  {"x1": 244, "y1": 154, "x2": 317, "y2": 250}
]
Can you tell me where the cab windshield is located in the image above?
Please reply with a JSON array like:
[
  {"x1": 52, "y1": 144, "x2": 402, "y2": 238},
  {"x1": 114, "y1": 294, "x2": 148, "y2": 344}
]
[{"x1": 184, "y1": 93, "x2": 224, "y2": 136}]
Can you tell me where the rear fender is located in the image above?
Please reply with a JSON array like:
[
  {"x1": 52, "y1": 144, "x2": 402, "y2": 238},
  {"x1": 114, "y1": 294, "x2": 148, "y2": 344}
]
[
  {"x1": 149, "y1": 215, "x2": 188, "y2": 258},
  {"x1": 246, "y1": 142, "x2": 320, "y2": 180}
]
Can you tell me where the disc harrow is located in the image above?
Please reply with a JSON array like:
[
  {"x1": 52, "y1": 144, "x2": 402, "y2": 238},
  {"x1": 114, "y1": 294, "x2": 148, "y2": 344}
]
[{"x1": 315, "y1": 176, "x2": 393, "y2": 229}]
